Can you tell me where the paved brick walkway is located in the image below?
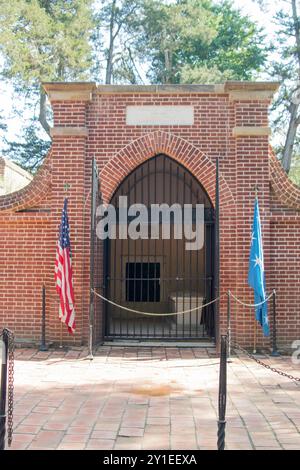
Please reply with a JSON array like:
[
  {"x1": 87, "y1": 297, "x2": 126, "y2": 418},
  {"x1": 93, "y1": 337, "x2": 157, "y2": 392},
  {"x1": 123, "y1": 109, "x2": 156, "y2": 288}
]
[{"x1": 7, "y1": 346, "x2": 300, "y2": 450}]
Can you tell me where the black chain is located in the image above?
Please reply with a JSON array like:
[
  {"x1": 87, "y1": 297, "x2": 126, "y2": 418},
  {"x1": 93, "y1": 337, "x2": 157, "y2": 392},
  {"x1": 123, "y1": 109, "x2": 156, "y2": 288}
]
[
  {"x1": 1, "y1": 329, "x2": 14, "y2": 447},
  {"x1": 232, "y1": 341, "x2": 300, "y2": 383},
  {"x1": 7, "y1": 330, "x2": 14, "y2": 447}
]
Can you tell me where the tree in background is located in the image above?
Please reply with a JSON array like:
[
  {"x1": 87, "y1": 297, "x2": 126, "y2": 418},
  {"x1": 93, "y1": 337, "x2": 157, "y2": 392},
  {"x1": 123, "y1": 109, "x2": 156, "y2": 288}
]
[
  {"x1": 262, "y1": 0, "x2": 300, "y2": 175},
  {"x1": 3, "y1": 122, "x2": 51, "y2": 172},
  {"x1": 136, "y1": 0, "x2": 219, "y2": 84},
  {"x1": 0, "y1": 0, "x2": 94, "y2": 171},
  {"x1": 94, "y1": 0, "x2": 143, "y2": 85},
  {"x1": 0, "y1": 0, "x2": 268, "y2": 172},
  {"x1": 138, "y1": 0, "x2": 267, "y2": 84},
  {"x1": 92, "y1": 0, "x2": 267, "y2": 85},
  {"x1": 0, "y1": 114, "x2": 6, "y2": 133},
  {"x1": 289, "y1": 152, "x2": 300, "y2": 185}
]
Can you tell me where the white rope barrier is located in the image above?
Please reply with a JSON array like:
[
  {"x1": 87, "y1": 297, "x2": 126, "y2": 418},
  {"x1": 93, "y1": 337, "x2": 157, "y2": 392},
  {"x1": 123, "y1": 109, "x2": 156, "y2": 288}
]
[
  {"x1": 91, "y1": 289, "x2": 272, "y2": 317},
  {"x1": 91, "y1": 289, "x2": 223, "y2": 317},
  {"x1": 228, "y1": 291, "x2": 273, "y2": 308}
]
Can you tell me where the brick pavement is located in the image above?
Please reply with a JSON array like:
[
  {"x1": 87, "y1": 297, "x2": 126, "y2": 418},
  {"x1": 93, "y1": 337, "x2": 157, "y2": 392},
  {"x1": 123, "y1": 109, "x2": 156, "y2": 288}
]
[{"x1": 7, "y1": 346, "x2": 300, "y2": 450}]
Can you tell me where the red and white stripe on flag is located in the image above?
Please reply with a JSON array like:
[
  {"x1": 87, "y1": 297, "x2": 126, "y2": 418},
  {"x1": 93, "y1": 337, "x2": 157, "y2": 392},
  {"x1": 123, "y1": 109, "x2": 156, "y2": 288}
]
[{"x1": 54, "y1": 199, "x2": 76, "y2": 334}]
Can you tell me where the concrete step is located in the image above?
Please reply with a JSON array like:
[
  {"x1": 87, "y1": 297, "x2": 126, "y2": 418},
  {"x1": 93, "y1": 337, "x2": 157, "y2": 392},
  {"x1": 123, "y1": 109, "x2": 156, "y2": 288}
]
[{"x1": 103, "y1": 339, "x2": 215, "y2": 348}]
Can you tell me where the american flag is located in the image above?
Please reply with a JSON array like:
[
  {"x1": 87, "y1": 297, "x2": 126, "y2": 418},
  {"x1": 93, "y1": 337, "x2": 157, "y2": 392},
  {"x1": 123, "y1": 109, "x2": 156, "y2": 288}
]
[{"x1": 55, "y1": 198, "x2": 76, "y2": 334}]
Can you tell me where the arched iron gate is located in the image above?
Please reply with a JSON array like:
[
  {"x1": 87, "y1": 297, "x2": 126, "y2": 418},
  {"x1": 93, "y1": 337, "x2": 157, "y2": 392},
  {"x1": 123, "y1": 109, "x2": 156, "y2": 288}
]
[{"x1": 102, "y1": 154, "x2": 216, "y2": 341}]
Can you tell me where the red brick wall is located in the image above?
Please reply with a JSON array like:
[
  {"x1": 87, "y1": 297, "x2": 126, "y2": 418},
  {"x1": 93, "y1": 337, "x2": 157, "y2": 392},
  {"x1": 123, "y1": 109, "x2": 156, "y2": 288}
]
[
  {"x1": 269, "y1": 152, "x2": 300, "y2": 347},
  {"x1": 0, "y1": 214, "x2": 52, "y2": 343},
  {"x1": 0, "y1": 84, "x2": 299, "y2": 350}
]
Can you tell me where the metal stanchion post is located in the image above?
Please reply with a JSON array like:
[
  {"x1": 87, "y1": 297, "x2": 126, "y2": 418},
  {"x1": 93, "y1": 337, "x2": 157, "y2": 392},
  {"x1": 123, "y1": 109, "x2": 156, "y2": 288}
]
[
  {"x1": 59, "y1": 321, "x2": 63, "y2": 349},
  {"x1": 0, "y1": 331, "x2": 8, "y2": 450},
  {"x1": 39, "y1": 284, "x2": 48, "y2": 351},
  {"x1": 87, "y1": 290, "x2": 94, "y2": 360},
  {"x1": 217, "y1": 335, "x2": 227, "y2": 451},
  {"x1": 227, "y1": 291, "x2": 231, "y2": 358},
  {"x1": 253, "y1": 318, "x2": 257, "y2": 354},
  {"x1": 271, "y1": 289, "x2": 280, "y2": 357},
  {"x1": 88, "y1": 320, "x2": 94, "y2": 360}
]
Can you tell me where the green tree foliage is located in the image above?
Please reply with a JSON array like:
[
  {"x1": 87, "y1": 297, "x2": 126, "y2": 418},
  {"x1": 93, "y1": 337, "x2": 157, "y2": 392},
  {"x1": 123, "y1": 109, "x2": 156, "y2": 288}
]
[
  {"x1": 3, "y1": 122, "x2": 51, "y2": 173},
  {"x1": 0, "y1": 113, "x2": 7, "y2": 132},
  {"x1": 0, "y1": 0, "x2": 94, "y2": 173},
  {"x1": 94, "y1": 0, "x2": 143, "y2": 84},
  {"x1": 137, "y1": 0, "x2": 219, "y2": 84},
  {"x1": 0, "y1": 0, "x2": 93, "y2": 85},
  {"x1": 138, "y1": 0, "x2": 267, "y2": 84},
  {"x1": 206, "y1": 1, "x2": 267, "y2": 80},
  {"x1": 93, "y1": 0, "x2": 268, "y2": 85},
  {"x1": 0, "y1": 0, "x2": 269, "y2": 172},
  {"x1": 264, "y1": 0, "x2": 300, "y2": 174},
  {"x1": 289, "y1": 152, "x2": 300, "y2": 186}
]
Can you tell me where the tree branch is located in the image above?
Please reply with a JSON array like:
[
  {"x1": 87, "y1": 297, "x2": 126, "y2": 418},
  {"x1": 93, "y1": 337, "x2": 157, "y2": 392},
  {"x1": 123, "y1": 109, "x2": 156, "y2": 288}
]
[
  {"x1": 282, "y1": 0, "x2": 300, "y2": 172},
  {"x1": 39, "y1": 88, "x2": 51, "y2": 137}
]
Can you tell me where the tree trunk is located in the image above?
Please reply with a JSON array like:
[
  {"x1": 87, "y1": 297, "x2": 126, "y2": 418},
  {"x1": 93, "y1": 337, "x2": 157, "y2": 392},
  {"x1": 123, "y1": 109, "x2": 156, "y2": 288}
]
[
  {"x1": 105, "y1": 44, "x2": 114, "y2": 84},
  {"x1": 164, "y1": 49, "x2": 172, "y2": 84},
  {"x1": 39, "y1": 88, "x2": 51, "y2": 137},
  {"x1": 282, "y1": 0, "x2": 300, "y2": 173},
  {"x1": 105, "y1": 0, "x2": 117, "y2": 85},
  {"x1": 282, "y1": 102, "x2": 299, "y2": 172}
]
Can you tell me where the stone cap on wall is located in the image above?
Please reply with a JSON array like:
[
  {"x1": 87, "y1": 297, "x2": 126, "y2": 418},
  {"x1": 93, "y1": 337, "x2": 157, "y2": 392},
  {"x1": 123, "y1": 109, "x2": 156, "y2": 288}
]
[
  {"x1": 43, "y1": 82, "x2": 96, "y2": 101},
  {"x1": 43, "y1": 81, "x2": 280, "y2": 102},
  {"x1": 223, "y1": 81, "x2": 280, "y2": 101},
  {"x1": 223, "y1": 81, "x2": 279, "y2": 92}
]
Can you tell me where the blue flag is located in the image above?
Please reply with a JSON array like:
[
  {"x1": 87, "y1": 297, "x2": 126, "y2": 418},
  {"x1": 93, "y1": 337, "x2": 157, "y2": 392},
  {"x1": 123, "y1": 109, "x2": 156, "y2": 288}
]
[{"x1": 248, "y1": 197, "x2": 269, "y2": 336}]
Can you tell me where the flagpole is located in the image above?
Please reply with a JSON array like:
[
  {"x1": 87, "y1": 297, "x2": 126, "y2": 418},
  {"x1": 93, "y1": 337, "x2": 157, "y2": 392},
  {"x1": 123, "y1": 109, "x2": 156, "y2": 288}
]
[
  {"x1": 253, "y1": 319, "x2": 257, "y2": 354},
  {"x1": 60, "y1": 321, "x2": 63, "y2": 349},
  {"x1": 88, "y1": 158, "x2": 97, "y2": 360},
  {"x1": 253, "y1": 184, "x2": 258, "y2": 354}
]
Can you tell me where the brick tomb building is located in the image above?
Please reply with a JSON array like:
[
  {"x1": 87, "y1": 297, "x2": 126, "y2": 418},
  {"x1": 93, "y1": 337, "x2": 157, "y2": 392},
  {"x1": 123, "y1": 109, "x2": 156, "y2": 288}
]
[{"x1": 0, "y1": 81, "x2": 299, "y2": 351}]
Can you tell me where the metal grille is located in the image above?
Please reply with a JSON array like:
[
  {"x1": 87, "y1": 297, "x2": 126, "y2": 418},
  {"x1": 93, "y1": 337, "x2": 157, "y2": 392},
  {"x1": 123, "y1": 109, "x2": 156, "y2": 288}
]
[{"x1": 104, "y1": 154, "x2": 216, "y2": 340}]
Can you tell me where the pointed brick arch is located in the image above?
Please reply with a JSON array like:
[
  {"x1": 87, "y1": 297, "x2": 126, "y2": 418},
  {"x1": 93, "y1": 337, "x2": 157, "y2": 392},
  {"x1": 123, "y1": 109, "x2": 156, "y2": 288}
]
[
  {"x1": 100, "y1": 131, "x2": 234, "y2": 209},
  {"x1": 100, "y1": 130, "x2": 237, "y2": 348}
]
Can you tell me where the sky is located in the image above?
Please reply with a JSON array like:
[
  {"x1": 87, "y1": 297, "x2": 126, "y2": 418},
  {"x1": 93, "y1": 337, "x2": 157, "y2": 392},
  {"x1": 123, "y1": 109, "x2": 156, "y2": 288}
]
[{"x1": 0, "y1": 0, "x2": 293, "y2": 150}]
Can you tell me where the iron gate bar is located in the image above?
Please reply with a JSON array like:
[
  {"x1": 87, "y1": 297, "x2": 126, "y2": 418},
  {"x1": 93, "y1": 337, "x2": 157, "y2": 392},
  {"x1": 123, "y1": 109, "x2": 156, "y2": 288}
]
[
  {"x1": 103, "y1": 237, "x2": 109, "y2": 339},
  {"x1": 133, "y1": 168, "x2": 137, "y2": 338},
  {"x1": 214, "y1": 157, "x2": 220, "y2": 342},
  {"x1": 196, "y1": 186, "x2": 200, "y2": 337},
  {"x1": 126, "y1": 172, "x2": 129, "y2": 338},
  {"x1": 89, "y1": 157, "x2": 98, "y2": 356},
  {"x1": 189, "y1": 174, "x2": 193, "y2": 338},
  {"x1": 122, "y1": 177, "x2": 126, "y2": 338},
  {"x1": 146, "y1": 159, "x2": 150, "y2": 337},
  {"x1": 162, "y1": 155, "x2": 166, "y2": 338},
  {"x1": 182, "y1": 168, "x2": 186, "y2": 337},
  {"x1": 140, "y1": 163, "x2": 144, "y2": 337},
  {"x1": 153, "y1": 157, "x2": 157, "y2": 337},
  {"x1": 175, "y1": 163, "x2": 179, "y2": 339},
  {"x1": 168, "y1": 158, "x2": 172, "y2": 338}
]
